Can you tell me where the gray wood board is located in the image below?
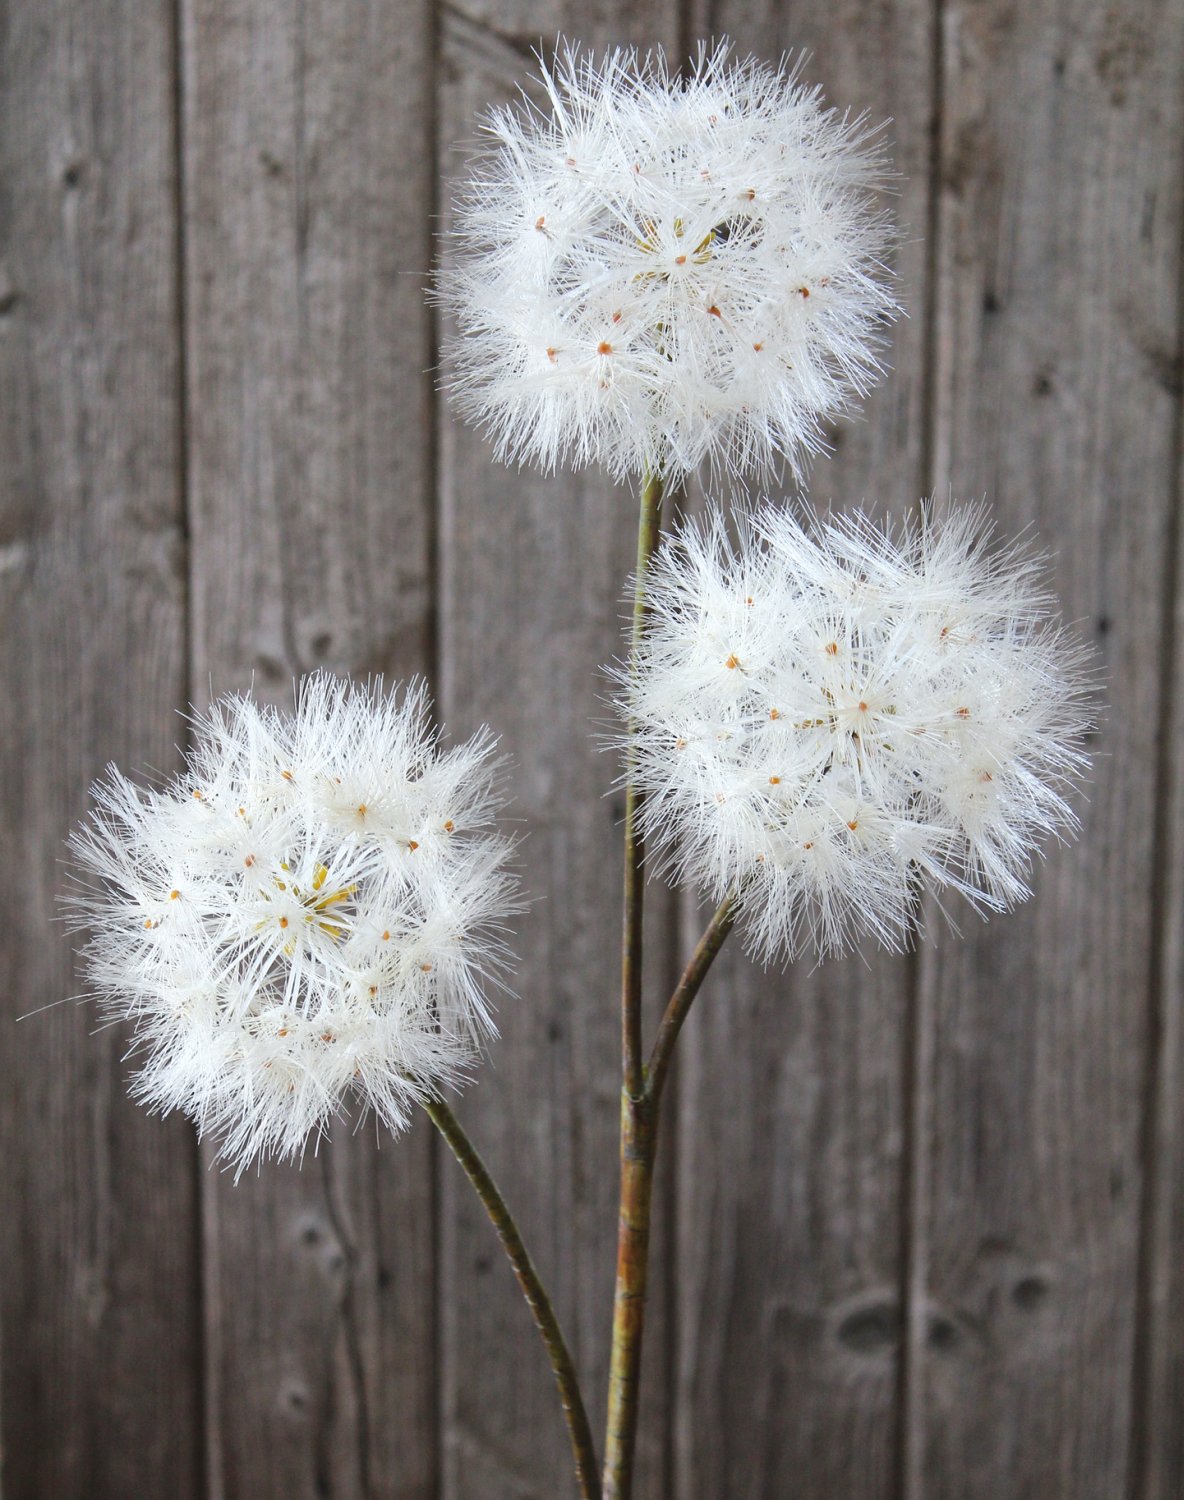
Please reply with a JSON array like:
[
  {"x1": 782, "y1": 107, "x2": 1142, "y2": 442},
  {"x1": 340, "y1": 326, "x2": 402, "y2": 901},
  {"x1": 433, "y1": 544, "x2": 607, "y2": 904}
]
[
  {"x1": 1143, "y1": 320, "x2": 1184, "y2": 1500},
  {"x1": 435, "y1": 7, "x2": 683, "y2": 1496},
  {"x1": 1, "y1": 2, "x2": 1182, "y2": 1496},
  {"x1": 673, "y1": 3, "x2": 936, "y2": 1496},
  {"x1": 180, "y1": 0, "x2": 439, "y2": 1494},
  {"x1": 1130, "y1": 4, "x2": 1184, "y2": 1492},
  {"x1": 908, "y1": 2, "x2": 1184, "y2": 1496},
  {"x1": 0, "y1": 1, "x2": 202, "y2": 1495}
]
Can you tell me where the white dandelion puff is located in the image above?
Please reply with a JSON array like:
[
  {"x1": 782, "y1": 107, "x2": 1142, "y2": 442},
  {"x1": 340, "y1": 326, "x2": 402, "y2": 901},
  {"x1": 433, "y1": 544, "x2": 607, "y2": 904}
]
[
  {"x1": 64, "y1": 673, "x2": 521, "y2": 1176},
  {"x1": 612, "y1": 504, "x2": 1096, "y2": 961},
  {"x1": 437, "y1": 38, "x2": 900, "y2": 484}
]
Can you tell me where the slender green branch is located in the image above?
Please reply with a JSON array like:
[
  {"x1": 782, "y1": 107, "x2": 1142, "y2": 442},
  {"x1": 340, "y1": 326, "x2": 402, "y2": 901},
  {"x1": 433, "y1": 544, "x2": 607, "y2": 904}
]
[
  {"x1": 621, "y1": 465, "x2": 666, "y2": 1100},
  {"x1": 424, "y1": 1095, "x2": 601, "y2": 1500},
  {"x1": 645, "y1": 893, "x2": 737, "y2": 1110},
  {"x1": 603, "y1": 893, "x2": 736, "y2": 1498}
]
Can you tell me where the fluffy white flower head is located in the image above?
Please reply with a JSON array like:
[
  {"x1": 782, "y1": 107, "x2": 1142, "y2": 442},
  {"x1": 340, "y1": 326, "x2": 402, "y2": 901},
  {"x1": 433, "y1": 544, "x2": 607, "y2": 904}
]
[
  {"x1": 66, "y1": 674, "x2": 519, "y2": 1175},
  {"x1": 438, "y1": 38, "x2": 899, "y2": 483},
  {"x1": 616, "y1": 504, "x2": 1095, "y2": 960}
]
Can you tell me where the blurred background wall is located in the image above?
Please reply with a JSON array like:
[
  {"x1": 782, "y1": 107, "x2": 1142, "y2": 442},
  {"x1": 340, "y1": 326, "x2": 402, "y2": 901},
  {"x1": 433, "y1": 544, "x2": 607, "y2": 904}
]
[{"x1": 1, "y1": 1, "x2": 1182, "y2": 1496}]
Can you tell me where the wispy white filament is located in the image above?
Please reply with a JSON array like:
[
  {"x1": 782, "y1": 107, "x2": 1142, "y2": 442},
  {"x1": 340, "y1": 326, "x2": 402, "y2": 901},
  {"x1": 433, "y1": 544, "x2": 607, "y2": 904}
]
[
  {"x1": 438, "y1": 38, "x2": 899, "y2": 483},
  {"x1": 66, "y1": 674, "x2": 520, "y2": 1175},
  {"x1": 615, "y1": 504, "x2": 1096, "y2": 960}
]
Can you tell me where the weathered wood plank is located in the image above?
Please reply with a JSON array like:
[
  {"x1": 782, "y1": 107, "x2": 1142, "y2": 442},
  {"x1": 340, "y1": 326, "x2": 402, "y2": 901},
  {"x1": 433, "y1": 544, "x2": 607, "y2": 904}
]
[
  {"x1": 673, "y1": 5, "x2": 935, "y2": 1496},
  {"x1": 435, "y1": 10, "x2": 682, "y2": 1497},
  {"x1": 180, "y1": 1, "x2": 439, "y2": 1493},
  {"x1": 908, "y1": 3, "x2": 1184, "y2": 1497},
  {"x1": 0, "y1": 3, "x2": 202, "y2": 1496},
  {"x1": 1141, "y1": 441, "x2": 1184, "y2": 1500},
  {"x1": 1136, "y1": 19, "x2": 1184, "y2": 1488}
]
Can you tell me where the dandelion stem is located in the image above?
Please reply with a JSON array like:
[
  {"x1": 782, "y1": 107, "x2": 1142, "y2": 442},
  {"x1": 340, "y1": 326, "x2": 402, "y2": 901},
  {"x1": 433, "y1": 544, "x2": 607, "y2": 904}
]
[
  {"x1": 603, "y1": 893, "x2": 736, "y2": 1498},
  {"x1": 605, "y1": 463, "x2": 668, "y2": 1500},
  {"x1": 621, "y1": 464, "x2": 666, "y2": 1098},
  {"x1": 602, "y1": 1086, "x2": 657, "y2": 1500},
  {"x1": 646, "y1": 893, "x2": 736, "y2": 1110},
  {"x1": 424, "y1": 1094, "x2": 601, "y2": 1500}
]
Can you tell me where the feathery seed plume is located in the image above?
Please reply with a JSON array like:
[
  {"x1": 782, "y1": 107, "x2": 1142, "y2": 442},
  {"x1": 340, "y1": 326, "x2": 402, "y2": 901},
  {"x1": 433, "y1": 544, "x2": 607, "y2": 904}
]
[
  {"x1": 438, "y1": 39, "x2": 900, "y2": 484},
  {"x1": 66, "y1": 674, "x2": 520, "y2": 1174},
  {"x1": 614, "y1": 504, "x2": 1095, "y2": 960}
]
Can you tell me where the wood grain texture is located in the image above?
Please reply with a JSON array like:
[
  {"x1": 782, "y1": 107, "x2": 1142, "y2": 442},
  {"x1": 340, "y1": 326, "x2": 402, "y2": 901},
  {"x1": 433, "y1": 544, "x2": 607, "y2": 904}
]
[
  {"x1": 673, "y1": 3, "x2": 935, "y2": 1496},
  {"x1": 0, "y1": 2, "x2": 202, "y2": 1497},
  {"x1": 908, "y1": 3, "x2": 1184, "y2": 1497},
  {"x1": 180, "y1": 0, "x2": 439, "y2": 1494},
  {"x1": 435, "y1": 9, "x2": 682, "y2": 1497},
  {"x1": 1132, "y1": 6, "x2": 1184, "y2": 1489},
  {"x1": 1141, "y1": 422, "x2": 1184, "y2": 1500},
  {"x1": 1, "y1": 2, "x2": 1182, "y2": 1496}
]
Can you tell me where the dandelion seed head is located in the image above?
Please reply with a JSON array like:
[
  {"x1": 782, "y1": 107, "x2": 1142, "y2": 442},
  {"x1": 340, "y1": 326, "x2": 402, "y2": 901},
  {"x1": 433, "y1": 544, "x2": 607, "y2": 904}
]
[
  {"x1": 613, "y1": 504, "x2": 1096, "y2": 961},
  {"x1": 437, "y1": 38, "x2": 900, "y2": 484},
  {"x1": 65, "y1": 673, "x2": 520, "y2": 1175}
]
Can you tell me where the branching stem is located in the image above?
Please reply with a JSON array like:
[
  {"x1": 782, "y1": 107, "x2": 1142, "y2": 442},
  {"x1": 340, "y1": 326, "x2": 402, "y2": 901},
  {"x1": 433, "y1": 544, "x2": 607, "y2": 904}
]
[
  {"x1": 646, "y1": 894, "x2": 737, "y2": 1110},
  {"x1": 603, "y1": 893, "x2": 737, "y2": 1497}
]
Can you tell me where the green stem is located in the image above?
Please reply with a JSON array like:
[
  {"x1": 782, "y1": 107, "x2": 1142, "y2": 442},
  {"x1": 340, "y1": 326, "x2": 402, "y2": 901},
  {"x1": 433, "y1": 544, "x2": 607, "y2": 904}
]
[
  {"x1": 621, "y1": 465, "x2": 666, "y2": 1099},
  {"x1": 645, "y1": 894, "x2": 737, "y2": 1111},
  {"x1": 424, "y1": 1095, "x2": 601, "y2": 1500},
  {"x1": 602, "y1": 894, "x2": 736, "y2": 1499}
]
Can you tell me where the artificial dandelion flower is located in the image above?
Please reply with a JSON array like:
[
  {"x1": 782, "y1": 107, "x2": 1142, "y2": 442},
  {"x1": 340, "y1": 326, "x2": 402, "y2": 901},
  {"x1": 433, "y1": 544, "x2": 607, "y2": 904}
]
[
  {"x1": 65, "y1": 673, "x2": 520, "y2": 1175},
  {"x1": 615, "y1": 504, "x2": 1095, "y2": 960},
  {"x1": 438, "y1": 38, "x2": 899, "y2": 484}
]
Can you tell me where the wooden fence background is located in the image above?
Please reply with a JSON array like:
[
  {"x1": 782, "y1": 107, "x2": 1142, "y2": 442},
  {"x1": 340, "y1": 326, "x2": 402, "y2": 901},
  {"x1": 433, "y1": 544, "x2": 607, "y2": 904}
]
[{"x1": 2, "y1": 0, "x2": 1182, "y2": 1496}]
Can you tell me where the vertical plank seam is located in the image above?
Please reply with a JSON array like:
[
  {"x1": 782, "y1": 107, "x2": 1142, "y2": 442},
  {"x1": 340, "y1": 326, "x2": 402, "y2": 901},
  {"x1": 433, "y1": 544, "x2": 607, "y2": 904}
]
[
  {"x1": 915, "y1": 0, "x2": 946, "y2": 517},
  {"x1": 895, "y1": 2, "x2": 946, "y2": 1497},
  {"x1": 1124, "y1": 138, "x2": 1184, "y2": 1500},
  {"x1": 895, "y1": 945, "x2": 930, "y2": 1500},
  {"x1": 319, "y1": 1152, "x2": 374, "y2": 1498},
  {"x1": 428, "y1": 4, "x2": 446, "y2": 1496},
  {"x1": 168, "y1": 1, "x2": 207, "y2": 1495},
  {"x1": 279, "y1": 0, "x2": 310, "y2": 678},
  {"x1": 287, "y1": 0, "x2": 369, "y2": 1483}
]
